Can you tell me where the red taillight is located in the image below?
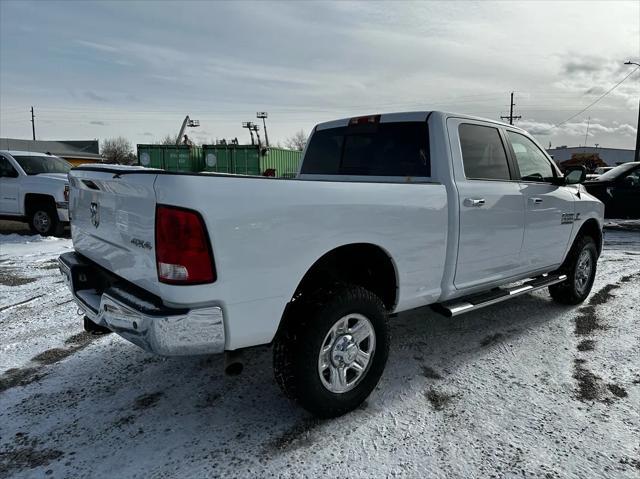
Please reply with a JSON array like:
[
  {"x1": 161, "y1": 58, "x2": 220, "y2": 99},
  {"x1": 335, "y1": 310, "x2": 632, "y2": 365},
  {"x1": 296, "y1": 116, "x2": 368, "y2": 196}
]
[
  {"x1": 64, "y1": 185, "x2": 70, "y2": 202},
  {"x1": 348, "y1": 114, "x2": 381, "y2": 126},
  {"x1": 155, "y1": 205, "x2": 216, "y2": 285}
]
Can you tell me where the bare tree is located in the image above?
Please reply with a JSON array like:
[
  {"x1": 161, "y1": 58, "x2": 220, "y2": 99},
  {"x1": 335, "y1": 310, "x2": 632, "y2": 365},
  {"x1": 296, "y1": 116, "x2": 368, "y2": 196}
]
[
  {"x1": 285, "y1": 130, "x2": 307, "y2": 151},
  {"x1": 101, "y1": 136, "x2": 135, "y2": 164},
  {"x1": 159, "y1": 134, "x2": 178, "y2": 145}
]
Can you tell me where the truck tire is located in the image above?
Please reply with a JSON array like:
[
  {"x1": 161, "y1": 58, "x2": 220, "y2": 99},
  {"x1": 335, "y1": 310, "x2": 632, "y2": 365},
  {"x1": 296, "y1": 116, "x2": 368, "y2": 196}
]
[
  {"x1": 273, "y1": 284, "x2": 389, "y2": 418},
  {"x1": 28, "y1": 204, "x2": 64, "y2": 237},
  {"x1": 549, "y1": 235, "x2": 598, "y2": 305}
]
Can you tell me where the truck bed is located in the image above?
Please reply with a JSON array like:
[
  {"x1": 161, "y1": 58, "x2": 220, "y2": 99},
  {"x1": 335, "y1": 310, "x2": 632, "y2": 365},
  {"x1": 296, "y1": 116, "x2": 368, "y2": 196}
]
[{"x1": 68, "y1": 165, "x2": 448, "y2": 348}]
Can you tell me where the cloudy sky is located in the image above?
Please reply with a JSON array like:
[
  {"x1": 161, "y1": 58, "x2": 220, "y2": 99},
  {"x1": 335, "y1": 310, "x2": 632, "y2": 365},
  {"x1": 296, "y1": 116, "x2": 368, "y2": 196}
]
[{"x1": 1, "y1": 1, "x2": 638, "y2": 149}]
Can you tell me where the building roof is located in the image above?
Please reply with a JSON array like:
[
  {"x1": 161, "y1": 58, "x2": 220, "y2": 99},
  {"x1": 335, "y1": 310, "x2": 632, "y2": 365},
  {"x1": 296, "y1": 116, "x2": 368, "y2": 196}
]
[{"x1": 0, "y1": 138, "x2": 102, "y2": 160}]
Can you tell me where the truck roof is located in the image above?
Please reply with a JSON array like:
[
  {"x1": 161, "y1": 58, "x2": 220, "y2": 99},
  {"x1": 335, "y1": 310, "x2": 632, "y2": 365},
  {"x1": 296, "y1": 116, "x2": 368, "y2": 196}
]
[{"x1": 315, "y1": 111, "x2": 527, "y2": 133}]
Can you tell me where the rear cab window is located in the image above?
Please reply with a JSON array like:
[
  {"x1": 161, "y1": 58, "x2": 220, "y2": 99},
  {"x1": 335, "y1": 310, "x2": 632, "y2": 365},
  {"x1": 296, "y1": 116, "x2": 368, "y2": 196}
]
[{"x1": 301, "y1": 120, "x2": 430, "y2": 178}]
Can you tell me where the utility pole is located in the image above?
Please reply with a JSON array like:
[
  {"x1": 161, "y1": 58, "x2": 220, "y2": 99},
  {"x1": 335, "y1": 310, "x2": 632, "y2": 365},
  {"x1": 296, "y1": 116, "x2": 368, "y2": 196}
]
[
  {"x1": 623, "y1": 61, "x2": 640, "y2": 162},
  {"x1": 30, "y1": 106, "x2": 36, "y2": 140},
  {"x1": 635, "y1": 99, "x2": 640, "y2": 162},
  {"x1": 584, "y1": 116, "x2": 591, "y2": 148},
  {"x1": 500, "y1": 92, "x2": 521, "y2": 125}
]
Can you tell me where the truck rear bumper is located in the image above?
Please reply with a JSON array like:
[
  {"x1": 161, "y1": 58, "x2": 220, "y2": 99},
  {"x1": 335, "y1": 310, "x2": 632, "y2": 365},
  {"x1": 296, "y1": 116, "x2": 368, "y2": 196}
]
[{"x1": 58, "y1": 252, "x2": 225, "y2": 356}]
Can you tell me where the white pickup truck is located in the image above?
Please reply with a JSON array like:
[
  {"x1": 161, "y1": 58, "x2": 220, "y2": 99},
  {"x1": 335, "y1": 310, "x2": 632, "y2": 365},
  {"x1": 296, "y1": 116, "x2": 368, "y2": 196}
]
[
  {"x1": 0, "y1": 150, "x2": 71, "y2": 236},
  {"x1": 59, "y1": 111, "x2": 604, "y2": 417}
]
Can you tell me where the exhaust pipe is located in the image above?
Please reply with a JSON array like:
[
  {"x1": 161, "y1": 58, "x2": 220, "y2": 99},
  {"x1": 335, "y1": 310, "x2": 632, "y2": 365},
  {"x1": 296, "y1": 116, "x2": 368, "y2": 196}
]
[{"x1": 224, "y1": 350, "x2": 244, "y2": 376}]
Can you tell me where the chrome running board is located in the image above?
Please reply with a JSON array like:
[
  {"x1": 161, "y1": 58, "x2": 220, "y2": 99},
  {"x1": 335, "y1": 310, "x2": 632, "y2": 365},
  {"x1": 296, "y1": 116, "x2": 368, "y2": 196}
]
[{"x1": 433, "y1": 273, "x2": 567, "y2": 317}]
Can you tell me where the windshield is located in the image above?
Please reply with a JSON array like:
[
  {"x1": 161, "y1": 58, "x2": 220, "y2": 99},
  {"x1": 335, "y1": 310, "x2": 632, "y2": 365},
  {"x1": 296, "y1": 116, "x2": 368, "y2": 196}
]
[
  {"x1": 12, "y1": 155, "x2": 72, "y2": 175},
  {"x1": 596, "y1": 162, "x2": 638, "y2": 181}
]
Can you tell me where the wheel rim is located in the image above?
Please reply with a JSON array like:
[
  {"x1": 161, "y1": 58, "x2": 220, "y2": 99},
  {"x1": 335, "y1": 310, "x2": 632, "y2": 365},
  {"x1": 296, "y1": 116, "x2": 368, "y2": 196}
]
[
  {"x1": 33, "y1": 210, "x2": 51, "y2": 233},
  {"x1": 574, "y1": 248, "x2": 593, "y2": 295},
  {"x1": 317, "y1": 313, "x2": 376, "y2": 394}
]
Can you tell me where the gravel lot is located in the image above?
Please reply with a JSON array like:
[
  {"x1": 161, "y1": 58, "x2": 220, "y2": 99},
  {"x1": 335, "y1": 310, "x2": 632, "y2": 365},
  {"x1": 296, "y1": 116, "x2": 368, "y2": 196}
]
[{"x1": 0, "y1": 225, "x2": 639, "y2": 478}]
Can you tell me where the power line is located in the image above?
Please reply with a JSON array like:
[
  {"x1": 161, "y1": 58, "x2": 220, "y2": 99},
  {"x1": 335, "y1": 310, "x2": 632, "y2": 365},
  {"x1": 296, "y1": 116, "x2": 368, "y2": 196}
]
[{"x1": 552, "y1": 66, "x2": 639, "y2": 129}]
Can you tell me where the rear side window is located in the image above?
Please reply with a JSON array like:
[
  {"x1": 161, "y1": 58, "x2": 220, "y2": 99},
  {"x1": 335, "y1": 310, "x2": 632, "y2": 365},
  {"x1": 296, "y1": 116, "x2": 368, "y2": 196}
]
[
  {"x1": 301, "y1": 122, "x2": 429, "y2": 177},
  {"x1": 459, "y1": 124, "x2": 511, "y2": 181}
]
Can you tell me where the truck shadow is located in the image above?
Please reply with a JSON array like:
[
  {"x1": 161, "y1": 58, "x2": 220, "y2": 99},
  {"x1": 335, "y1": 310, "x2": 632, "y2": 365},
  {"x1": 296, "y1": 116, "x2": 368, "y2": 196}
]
[{"x1": 0, "y1": 292, "x2": 572, "y2": 476}]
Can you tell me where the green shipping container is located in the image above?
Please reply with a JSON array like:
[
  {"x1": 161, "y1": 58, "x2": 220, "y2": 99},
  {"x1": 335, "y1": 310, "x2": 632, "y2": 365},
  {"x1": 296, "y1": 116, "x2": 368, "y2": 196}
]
[
  {"x1": 137, "y1": 144, "x2": 164, "y2": 169},
  {"x1": 262, "y1": 148, "x2": 302, "y2": 178},
  {"x1": 202, "y1": 145, "x2": 301, "y2": 177},
  {"x1": 137, "y1": 144, "x2": 203, "y2": 172}
]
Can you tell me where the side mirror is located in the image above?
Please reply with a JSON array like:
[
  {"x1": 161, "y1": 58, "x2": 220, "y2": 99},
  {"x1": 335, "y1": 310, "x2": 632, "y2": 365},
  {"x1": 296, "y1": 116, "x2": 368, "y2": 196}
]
[{"x1": 564, "y1": 166, "x2": 587, "y2": 185}]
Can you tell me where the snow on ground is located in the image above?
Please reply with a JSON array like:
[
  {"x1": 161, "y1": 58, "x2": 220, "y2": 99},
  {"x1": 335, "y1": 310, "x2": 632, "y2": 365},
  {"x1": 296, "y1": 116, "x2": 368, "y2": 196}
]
[{"x1": 0, "y1": 230, "x2": 639, "y2": 478}]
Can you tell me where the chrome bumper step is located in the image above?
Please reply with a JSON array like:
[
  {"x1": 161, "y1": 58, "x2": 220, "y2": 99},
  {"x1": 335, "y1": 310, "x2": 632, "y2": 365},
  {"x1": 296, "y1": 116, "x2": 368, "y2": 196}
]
[{"x1": 432, "y1": 273, "x2": 567, "y2": 317}]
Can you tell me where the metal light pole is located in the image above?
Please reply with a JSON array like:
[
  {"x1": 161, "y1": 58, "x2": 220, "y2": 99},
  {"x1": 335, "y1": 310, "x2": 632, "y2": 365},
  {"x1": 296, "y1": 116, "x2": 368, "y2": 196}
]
[
  {"x1": 250, "y1": 124, "x2": 261, "y2": 149},
  {"x1": 257, "y1": 112, "x2": 269, "y2": 147},
  {"x1": 242, "y1": 122, "x2": 255, "y2": 145},
  {"x1": 176, "y1": 115, "x2": 200, "y2": 145},
  {"x1": 624, "y1": 61, "x2": 640, "y2": 162}
]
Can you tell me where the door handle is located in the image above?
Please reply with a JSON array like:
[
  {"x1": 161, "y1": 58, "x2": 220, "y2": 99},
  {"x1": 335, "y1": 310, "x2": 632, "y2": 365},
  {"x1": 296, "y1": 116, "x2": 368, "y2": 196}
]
[
  {"x1": 529, "y1": 197, "x2": 543, "y2": 205},
  {"x1": 464, "y1": 198, "x2": 485, "y2": 207}
]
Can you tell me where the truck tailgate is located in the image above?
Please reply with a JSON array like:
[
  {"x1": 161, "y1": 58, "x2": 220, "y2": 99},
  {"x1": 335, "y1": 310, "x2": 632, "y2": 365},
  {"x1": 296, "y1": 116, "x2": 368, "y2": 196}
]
[{"x1": 69, "y1": 167, "x2": 161, "y2": 296}]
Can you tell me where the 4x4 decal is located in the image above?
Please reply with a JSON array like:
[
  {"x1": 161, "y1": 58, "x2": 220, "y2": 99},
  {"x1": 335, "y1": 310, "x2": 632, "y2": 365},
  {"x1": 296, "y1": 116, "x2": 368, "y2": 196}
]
[{"x1": 561, "y1": 212, "x2": 580, "y2": 224}]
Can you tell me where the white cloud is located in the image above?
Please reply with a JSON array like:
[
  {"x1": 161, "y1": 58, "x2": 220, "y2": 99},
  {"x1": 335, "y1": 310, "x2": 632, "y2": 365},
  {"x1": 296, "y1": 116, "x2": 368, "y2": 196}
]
[
  {"x1": 75, "y1": 39, "x2": 118, "y2": 53},
  {"x1": 1, "y1": 1, "x2": 638, "y2": 149},
  {"x1": 519, "y1": 118, "x2": 637, "y2": 140}
]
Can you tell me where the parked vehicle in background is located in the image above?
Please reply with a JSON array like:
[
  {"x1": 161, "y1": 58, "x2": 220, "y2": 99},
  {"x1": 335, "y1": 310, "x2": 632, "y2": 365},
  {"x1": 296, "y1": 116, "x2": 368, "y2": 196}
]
[
  {"x1": 584, "y1": 162, "x2": 640, "y2": 218},
  {"x1": 586, "y1": 166, "x2": 615, "y2": 181},
  {"x1": 594, "y1": 166, "x2": 615, "y2": 175},
  {"x1": 0, "y1": 150, "x2": 71, "y2": 236},
  {"x1": 59, "y1": 111, "x2": 604, "y2": 418}
]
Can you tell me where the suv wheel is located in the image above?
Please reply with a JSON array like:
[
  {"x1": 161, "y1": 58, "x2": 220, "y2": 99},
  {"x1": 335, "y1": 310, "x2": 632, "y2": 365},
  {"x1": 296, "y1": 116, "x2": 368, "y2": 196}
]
[
  {"x1": 549, "y1": 235, "x2": 598, "y2": 305},
  {"x1": 273, "y1": 284, "x2": 389, "y2": 418}
]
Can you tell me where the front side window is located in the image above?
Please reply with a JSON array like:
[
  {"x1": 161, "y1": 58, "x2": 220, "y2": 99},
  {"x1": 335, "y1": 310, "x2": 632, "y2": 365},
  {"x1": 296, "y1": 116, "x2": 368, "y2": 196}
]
[
  {"x1": 459, "y1": 123, "x2": 511, "y2": 180},
  {"x1": 506, "y1": 131, "x2": 554, "y2": 182},
  {"x1": 12, "y1": 155, "x2": 71, "y2": 175},
  {"x1": 301, "y1": 121, "x2": 429, "y2": 177},
  {"x1": 0, "y1": 157, "x2": 18, "y2": 178}
]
